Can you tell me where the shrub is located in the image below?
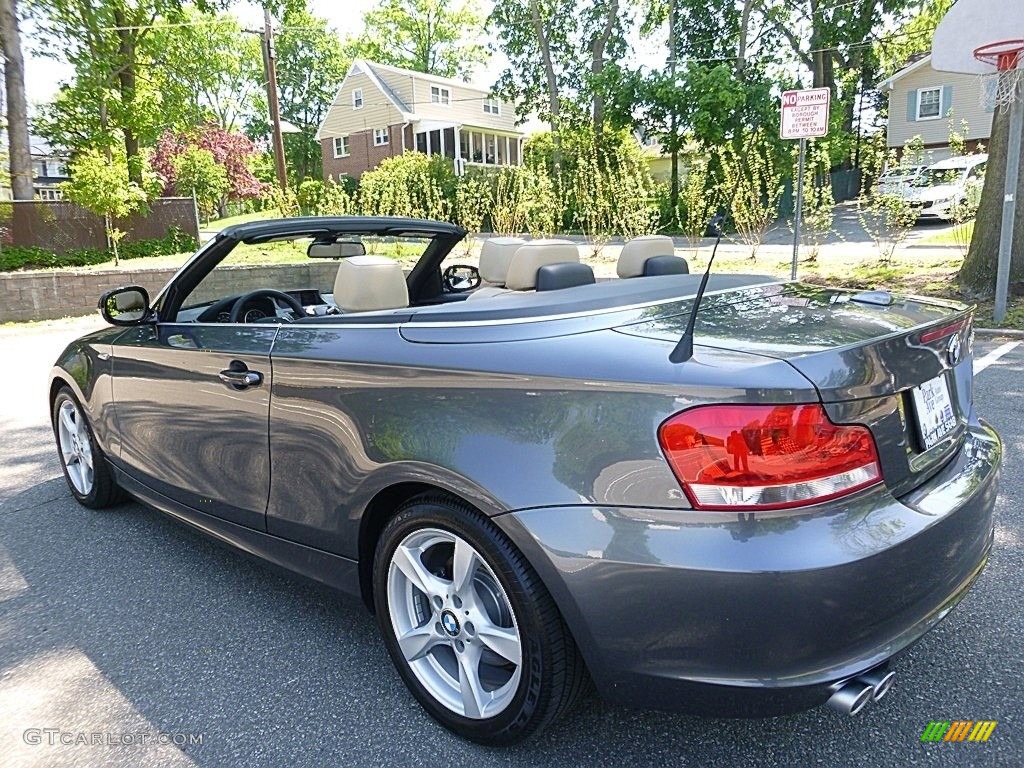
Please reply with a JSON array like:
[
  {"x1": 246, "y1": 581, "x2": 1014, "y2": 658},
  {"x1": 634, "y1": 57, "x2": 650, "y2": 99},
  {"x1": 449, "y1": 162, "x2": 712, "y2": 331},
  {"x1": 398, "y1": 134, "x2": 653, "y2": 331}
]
[
  {"x1": 0, "y1": 229, "x2": 199, "y2": 271},
  {"x1": 358, "y1": 152, "x2": 455, "y2": 220}
]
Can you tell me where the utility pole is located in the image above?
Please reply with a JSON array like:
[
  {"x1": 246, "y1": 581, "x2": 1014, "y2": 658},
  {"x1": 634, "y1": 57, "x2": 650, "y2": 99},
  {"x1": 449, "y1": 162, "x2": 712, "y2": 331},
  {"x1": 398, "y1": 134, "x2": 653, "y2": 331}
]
[
  {"x1": 0, "y1": 0, "x2": 33, "y2": 200},
  {"x1": 261, "y1": 8, "x2": 288, "y2": 191}
]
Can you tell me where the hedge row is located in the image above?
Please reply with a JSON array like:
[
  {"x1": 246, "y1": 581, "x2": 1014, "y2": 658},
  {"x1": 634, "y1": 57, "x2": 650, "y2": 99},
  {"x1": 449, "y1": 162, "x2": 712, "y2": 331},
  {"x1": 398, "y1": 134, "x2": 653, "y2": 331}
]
[{"x1": 0, "y1": 228, "x2": 198, "y2": 272}]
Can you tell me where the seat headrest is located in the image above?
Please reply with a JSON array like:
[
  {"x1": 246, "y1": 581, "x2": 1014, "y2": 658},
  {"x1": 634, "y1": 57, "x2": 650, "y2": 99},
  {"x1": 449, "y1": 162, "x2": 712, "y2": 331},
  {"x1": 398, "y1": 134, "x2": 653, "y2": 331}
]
[
  {"x1": 505, "y1": 240, "x2": 580, "y2": 290},
  {"x1": 642, "y1": 254, "x2": 689, "y2": 276},
  {"x1": 617, "y1": 235, "x2": 676, "y2": 278},
  {"x1": 536, "y1": 262, "x2": 595, "y2": 291},
  {"x1": 478, "y1": 237, "x2": 526, "y2": 285},
  {"x1": 333, "y1": 255, "x2": 409, "y2": 313}
]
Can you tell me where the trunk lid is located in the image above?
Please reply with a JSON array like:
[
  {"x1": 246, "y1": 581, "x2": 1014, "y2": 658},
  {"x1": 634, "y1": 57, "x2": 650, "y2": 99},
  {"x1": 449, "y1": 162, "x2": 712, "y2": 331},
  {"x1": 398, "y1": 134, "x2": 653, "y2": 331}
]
[{"x1": 615, "y1": 282, "x2": 975, "y2": 496}]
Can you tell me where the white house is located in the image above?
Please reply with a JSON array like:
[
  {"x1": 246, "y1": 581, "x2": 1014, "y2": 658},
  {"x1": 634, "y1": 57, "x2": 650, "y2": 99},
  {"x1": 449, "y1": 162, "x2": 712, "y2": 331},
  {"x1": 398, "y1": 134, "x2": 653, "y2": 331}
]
[{"x1": 881, "y1": 53, "x2": 993, "y2": 162}]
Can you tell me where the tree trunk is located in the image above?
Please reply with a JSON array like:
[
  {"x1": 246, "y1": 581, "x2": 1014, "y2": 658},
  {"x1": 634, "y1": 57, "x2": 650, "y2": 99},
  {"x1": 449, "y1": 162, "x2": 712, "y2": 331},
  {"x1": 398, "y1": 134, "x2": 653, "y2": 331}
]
[
  {"x1": 959, "y1": 106, "x2": 1024, "y2": 295},
  {"x1": 590, "y1": 0, "x2": 618, "y2": 144},
  {"x1": 736, "y1": 0, "x2": 754, "y2": 77},
  {"x1": 0, "y1": 0, "x2": 33, "y2": 200},
  {"x1": 113, "y1": 10, "x2": 142, "y2": 185},
  {"x1": 668, "y1": 0, "x2": 679, "y2": 221},
  {"x1": 529, "y1": 0, "x2": 561, "y2": 172}
]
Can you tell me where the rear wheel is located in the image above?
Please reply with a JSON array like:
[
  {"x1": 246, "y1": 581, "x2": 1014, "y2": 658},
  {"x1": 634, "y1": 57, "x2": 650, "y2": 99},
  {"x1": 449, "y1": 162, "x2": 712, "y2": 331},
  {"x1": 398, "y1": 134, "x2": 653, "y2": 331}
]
[
  {"x1": 373, "y1": 496, "x2": 587, "y2": 745},
  {"x1": 52, "y1": 387, "x2": 123, "y2": 509}
]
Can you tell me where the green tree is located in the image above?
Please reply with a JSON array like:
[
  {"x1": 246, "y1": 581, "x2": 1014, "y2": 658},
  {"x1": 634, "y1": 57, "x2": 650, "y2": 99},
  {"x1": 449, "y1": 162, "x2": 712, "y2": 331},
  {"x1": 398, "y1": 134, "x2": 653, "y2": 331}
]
[
  {"x1": 62, "y1": 149, "x2": 147, "y2": 265},
  {"x1": 29, "y1": 0, "x2": 219, "y2": 183},
  {"x1": 877, "y1": 0, "x2": 953, "y2": 77},
  {"x1": 151, "y1": 9, "x2": 262, "y2": 132},
  {"x1": 722, "y1": 129, "x2": 784, "y2": 260},
  {"x1": 173, "y1": 147, "x2": 229, "y2": 223},
  {"x1": 356, "y1": 0, "x2": 486, "y2": 78}
]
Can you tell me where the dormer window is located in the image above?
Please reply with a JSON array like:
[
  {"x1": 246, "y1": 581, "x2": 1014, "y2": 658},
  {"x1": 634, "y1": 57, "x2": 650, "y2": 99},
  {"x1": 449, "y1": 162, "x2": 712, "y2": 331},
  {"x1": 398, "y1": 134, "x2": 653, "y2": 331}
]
[
  {"x1": 483, "y1": 98, "x2": 500, "y2": 115},
  {"x1": 431, "y1": 86, "x2": 451, "y2": 106}
]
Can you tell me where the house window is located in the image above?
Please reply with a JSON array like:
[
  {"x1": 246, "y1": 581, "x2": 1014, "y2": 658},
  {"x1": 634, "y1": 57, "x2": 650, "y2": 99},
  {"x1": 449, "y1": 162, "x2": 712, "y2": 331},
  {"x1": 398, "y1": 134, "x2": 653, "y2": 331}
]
[
  {"x1": 333, "y1": 136, "x2": 350, "y2": 158},
  {"x1": 373, "y1": 127, "x2": 390, "y2": 146},
  {"x1": 431, "y1": 86, "x2": 451, "y2": 105},
  {"x1": 352, "y1": 89, "x2": 363, "y2": 109},
  {"x1": 483, "y1": 98, "x2": 500, "y2": 116},
  {"x1": 916, "y1": 87, "x2": 941, "y2": 120}
]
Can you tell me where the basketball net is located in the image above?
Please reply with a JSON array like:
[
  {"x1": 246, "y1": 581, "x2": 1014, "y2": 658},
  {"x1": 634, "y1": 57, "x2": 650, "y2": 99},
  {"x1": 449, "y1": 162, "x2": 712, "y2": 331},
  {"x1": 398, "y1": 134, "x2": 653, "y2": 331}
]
[
  {"x1": 980, "y1": 69, "x2": 1024, "y2": 112},
  {"x1": 977, "y1": 44, "x2": 1024, "y2": 112}
]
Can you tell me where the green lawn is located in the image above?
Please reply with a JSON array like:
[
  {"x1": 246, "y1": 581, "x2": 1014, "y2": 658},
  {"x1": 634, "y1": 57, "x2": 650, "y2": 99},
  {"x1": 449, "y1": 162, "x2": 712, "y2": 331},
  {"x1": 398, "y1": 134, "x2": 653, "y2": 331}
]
[
  {"x1": 204, "y1": 208, "x2": 282, "y2": 230},
  {"x1": 920, "y1": 220, "x2": 974, "y2": 245}
]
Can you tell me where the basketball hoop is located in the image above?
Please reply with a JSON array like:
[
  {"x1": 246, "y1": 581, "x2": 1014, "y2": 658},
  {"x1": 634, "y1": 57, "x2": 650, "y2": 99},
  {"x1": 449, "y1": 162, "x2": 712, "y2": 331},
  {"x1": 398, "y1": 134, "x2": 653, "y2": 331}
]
[{"x1": 976, "y1": 39, "x2": 1024, "y2": 111}]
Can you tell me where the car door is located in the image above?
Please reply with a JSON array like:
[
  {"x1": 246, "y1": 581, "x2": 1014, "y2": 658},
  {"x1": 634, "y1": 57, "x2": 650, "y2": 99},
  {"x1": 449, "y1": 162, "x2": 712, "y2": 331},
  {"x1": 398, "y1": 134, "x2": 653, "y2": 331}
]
[{"x1": 110, "y1": 322, "x2": 277, "y2": 530}]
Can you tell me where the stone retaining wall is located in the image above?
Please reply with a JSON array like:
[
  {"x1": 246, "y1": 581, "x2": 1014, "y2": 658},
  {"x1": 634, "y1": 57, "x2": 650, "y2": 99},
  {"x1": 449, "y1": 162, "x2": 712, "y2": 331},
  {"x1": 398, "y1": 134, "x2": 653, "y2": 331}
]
[{"x1": 0, "y1": 262, "x2": 341, "y2": 323}]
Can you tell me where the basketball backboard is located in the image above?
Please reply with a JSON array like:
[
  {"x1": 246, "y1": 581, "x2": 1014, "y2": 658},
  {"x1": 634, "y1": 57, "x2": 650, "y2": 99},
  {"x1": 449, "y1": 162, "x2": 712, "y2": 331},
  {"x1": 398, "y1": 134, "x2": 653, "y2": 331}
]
[{"x1": 932, "y1": 0, "x2": 1024, "y2": 74}]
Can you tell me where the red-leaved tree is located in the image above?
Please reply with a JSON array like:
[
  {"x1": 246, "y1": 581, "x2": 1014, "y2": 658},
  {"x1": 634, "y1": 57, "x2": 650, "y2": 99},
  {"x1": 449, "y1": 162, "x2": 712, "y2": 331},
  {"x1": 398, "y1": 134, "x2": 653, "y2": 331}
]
[{"x1": 153, "y1": 123, "x2": 267, "y2": 213}]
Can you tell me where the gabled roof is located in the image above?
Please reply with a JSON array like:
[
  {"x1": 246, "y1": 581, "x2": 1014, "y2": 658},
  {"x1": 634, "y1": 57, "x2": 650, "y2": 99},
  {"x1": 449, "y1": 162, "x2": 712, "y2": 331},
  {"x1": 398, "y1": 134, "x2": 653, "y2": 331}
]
[
  {"x1": 314, "y1": 59, "x2": 417, "y2": 141},
  {"x1": 880, "y1": 54, "x2": 933, "y2": 90},
  {"x1": 356, "y1": 60, "x2": 413, "y2": 114},
  {"x1": 364, "y1": 60, "x2": 493, "y2": 95}
]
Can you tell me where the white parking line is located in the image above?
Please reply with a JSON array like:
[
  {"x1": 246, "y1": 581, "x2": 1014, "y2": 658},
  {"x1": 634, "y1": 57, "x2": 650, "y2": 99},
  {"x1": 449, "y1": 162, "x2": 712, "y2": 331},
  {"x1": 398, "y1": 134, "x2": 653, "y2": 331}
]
[{"x1": 974, "y1": 341, "x2": 1022, "y2": 374}]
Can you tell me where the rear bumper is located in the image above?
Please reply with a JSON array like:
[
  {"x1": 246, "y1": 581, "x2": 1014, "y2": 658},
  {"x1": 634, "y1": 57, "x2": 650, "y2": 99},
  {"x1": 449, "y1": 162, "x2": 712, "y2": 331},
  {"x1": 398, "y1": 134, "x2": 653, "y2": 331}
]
[{"x1": 495, "y1": 421, "x2": 1001, "y2": 716}]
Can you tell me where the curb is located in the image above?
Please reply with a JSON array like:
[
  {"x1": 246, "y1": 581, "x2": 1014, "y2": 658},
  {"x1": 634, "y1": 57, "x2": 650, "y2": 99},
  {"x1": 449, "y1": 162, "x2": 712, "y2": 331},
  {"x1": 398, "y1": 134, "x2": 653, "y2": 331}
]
[{"x1": 975, "y1": 328, "x2": 1024, "y2": 338}]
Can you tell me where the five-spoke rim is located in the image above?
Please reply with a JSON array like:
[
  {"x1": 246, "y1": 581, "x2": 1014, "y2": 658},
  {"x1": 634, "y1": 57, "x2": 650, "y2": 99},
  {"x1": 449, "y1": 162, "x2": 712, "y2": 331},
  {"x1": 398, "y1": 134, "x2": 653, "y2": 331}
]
[
  {"x1": 57, "y1": 399, "x2": 93, "y2": 495},
  {"x1": 387, "y1": 527, "x2": 522, "y2": 720}
]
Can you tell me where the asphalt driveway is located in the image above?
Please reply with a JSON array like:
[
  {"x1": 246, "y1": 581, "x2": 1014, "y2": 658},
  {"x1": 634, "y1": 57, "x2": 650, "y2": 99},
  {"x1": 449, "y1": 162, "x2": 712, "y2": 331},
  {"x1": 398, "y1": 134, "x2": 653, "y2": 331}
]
[{"x1": 0, "y1": 318, "x2": 1020, "y2": 768}]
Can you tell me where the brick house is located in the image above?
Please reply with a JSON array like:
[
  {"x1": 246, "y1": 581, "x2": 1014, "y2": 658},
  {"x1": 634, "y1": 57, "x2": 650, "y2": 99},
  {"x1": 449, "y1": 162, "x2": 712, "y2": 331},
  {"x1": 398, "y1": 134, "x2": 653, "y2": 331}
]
[{"x1": 316, "y1": 59, "x2": 527, "y2": 180}]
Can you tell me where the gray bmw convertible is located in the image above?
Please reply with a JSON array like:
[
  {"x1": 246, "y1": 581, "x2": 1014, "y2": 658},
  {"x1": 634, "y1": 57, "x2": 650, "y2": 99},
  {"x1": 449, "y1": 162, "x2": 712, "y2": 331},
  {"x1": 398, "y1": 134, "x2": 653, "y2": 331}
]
[{"x1": 49, "y1": 216, "x2": 1000, "y2": 745}]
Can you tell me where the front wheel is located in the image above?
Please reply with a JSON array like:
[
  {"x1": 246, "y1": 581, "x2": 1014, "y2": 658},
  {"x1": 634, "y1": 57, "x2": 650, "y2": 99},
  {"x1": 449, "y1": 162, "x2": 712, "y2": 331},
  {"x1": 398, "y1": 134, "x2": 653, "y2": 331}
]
[
  {"x1": 373, "y1": 497, "x2": 587, "y2": 745},
  {"x1": 52, "y1": 387, "x2": 123, "y2": 509}
]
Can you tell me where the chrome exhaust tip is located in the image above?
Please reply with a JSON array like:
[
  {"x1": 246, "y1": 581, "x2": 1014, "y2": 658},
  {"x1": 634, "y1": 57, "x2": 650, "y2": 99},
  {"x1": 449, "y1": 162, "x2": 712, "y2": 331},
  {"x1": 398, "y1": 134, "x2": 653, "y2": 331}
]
[
  {"x1": 826, "y1": 680, "x2": 874, "y2": 716},
  {"x1": 857, "y1": 669, "x2": 896, "y2": 702}
]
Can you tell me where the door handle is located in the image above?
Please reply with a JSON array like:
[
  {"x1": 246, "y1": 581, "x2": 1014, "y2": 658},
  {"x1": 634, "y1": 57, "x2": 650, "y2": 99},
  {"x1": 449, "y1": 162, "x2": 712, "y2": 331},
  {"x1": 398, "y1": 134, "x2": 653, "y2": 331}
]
[{"x1": 219, "y1": 364, "x2": 263, "y2": 389}]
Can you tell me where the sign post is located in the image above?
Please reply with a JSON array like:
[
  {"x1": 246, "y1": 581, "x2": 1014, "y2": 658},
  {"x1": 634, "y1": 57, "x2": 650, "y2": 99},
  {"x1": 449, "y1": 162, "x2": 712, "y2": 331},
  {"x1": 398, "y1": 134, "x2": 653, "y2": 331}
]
[{"x1": 780, "y1": 87, "x2": 831, "y2": 281}]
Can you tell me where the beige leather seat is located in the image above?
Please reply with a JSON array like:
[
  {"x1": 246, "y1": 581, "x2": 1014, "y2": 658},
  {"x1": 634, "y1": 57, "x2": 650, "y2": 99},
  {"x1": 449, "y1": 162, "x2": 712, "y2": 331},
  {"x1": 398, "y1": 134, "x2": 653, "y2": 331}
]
[
  {"x1": 468, "y1": 237, "x2": 526, "y2": 300},
  {"x1": 617, "y1": 235, "x2": 680, "y2": 278},
  {"x1": 505, "y1": 240, "x2": 580, "y2": 290},
  {"x1": 333, "y1": 255, "x2": 409, "y2": 313}
]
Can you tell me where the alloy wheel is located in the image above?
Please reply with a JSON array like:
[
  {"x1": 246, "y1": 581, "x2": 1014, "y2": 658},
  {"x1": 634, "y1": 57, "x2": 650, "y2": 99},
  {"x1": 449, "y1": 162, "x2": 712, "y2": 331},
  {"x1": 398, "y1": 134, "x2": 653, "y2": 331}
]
[
  {"x1": 386, "y1": 527, "x2": 523, "y2": 719},
  {"x1": 57, "y1": 399, "x2": 94, "y2": 495}
]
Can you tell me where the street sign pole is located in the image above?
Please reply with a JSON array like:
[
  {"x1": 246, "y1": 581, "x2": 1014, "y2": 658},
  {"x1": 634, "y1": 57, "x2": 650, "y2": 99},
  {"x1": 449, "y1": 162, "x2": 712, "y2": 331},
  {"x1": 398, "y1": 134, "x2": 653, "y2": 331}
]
[
  {"x1": 792, "y1": 137, "x2": 806, "y2": 281},
  {"x1": 780, "y1": 87, "x2": 830, "y2": 283},
  {"x1": 995, "y1": 92, "x2": 1023, "y2": 323}
]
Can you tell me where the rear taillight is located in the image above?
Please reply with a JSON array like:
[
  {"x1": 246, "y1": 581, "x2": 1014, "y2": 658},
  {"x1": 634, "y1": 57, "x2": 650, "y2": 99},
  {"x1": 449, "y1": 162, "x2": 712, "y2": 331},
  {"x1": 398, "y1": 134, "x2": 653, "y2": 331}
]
[{"x1": 658, "y1": 404, "x2": 881, "y2": 511}]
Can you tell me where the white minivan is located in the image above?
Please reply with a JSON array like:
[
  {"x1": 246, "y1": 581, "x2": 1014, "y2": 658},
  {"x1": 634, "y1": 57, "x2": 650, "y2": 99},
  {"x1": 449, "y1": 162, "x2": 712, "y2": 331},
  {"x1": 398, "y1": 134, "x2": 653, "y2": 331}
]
[{"x1": 907, "y1": 154, "x2": 987, "y2": 221}]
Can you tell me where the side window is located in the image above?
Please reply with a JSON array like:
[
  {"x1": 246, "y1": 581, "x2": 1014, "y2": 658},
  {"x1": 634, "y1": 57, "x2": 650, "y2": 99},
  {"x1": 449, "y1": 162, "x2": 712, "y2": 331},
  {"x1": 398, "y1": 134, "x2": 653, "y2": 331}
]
[
  {"x1": 916, "y1": 87, "x2": 941, "y2": 120},
  {"x1": 352, "y1": 88, "x2": 363, "y2": 109}
]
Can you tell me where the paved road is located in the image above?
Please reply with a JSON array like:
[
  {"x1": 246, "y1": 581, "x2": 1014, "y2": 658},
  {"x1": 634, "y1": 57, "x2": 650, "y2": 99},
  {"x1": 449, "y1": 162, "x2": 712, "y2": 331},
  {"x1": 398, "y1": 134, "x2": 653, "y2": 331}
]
[{"x1": 0, "y1": 319, "x2": 1020, "y2": 768}]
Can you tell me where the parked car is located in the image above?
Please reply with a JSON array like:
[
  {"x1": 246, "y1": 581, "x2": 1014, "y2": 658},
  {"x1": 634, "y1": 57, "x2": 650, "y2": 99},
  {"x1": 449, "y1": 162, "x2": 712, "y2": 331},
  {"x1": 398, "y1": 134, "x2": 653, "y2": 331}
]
[
  {"x1": 50, "y1": 218, "x2": 1000, "y2": 745},
  {"x1": 907, "y1": 154, "x2": 988, "y2": 221},
  {"x1": 873, "y1": 164, "x2": 926, "y2": 197}
]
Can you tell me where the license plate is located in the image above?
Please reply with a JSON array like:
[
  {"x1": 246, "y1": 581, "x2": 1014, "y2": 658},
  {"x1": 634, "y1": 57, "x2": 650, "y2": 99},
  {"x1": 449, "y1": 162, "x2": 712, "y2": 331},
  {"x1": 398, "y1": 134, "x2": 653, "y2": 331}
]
[{"x1": 911, "y1": 374, "x2": 957, "y2": 450}]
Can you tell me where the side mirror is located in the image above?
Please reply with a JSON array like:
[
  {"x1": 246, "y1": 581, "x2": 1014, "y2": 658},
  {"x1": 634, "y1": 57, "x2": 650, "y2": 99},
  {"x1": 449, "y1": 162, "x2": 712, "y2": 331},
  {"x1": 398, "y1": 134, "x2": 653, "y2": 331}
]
[
  {"x1": 442, "y1": 264, "x2": 482, "y2": 293},
  {"x1": 98, "y1": 286, "x2": 152, "y2": 326}
]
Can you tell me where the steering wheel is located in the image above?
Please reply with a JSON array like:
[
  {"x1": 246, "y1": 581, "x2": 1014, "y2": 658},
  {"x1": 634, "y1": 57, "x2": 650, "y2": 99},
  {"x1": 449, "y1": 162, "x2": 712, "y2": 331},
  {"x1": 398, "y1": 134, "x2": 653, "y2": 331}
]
[
  {"x1": 229, "y1": 289, "x2": 306, "y2": 323},
  {"x1": 443, "y1": 264, "x2": 482, "y2": 293}
]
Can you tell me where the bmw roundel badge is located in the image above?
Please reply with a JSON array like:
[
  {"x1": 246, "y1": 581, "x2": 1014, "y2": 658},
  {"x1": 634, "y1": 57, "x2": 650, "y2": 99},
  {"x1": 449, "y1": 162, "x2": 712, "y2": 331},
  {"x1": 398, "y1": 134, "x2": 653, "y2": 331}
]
[{"x1": 441, "y1": 610, "x2": 461, "y2": 637}]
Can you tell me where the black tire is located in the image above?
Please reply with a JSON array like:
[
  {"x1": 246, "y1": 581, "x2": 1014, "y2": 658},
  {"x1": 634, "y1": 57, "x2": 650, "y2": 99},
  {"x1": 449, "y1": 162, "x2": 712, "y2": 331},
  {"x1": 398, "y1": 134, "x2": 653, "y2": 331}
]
[
  {"x1": 52, "y1": 386, "x2": 124, "y2": 509},
  {"x1": 373, "y1": 495, "x2": 588, "y2": 745}
]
